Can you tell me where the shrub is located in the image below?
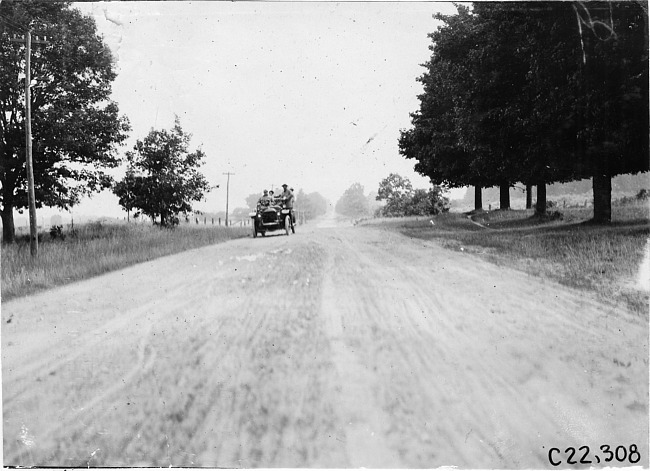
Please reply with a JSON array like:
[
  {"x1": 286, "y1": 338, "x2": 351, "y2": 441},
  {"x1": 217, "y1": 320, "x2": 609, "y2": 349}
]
[{"x1": 49, "y1": 225, "x2": 65, "y2": 241}]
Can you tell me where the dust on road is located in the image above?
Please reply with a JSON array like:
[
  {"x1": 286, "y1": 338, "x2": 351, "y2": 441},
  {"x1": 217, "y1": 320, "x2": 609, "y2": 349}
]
[{"x1": 2, "y1": 215, "x2": 648, "y2": 467}]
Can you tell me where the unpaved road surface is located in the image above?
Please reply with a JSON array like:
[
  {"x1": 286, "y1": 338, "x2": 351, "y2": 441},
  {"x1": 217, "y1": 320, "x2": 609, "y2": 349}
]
[{"x1": 3, "y1": 214, "x2": 648, "y2": 467}]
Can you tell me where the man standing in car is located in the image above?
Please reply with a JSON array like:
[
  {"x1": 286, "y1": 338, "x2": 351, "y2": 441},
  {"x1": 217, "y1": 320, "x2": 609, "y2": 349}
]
[{"x1": 279, "y1": 184, "x2": 295, "y2": 223}]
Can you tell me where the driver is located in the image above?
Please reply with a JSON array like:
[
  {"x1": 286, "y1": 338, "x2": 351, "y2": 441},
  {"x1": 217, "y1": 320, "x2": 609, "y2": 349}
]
[{"x1": 258, "y1": 189, "x2": 271, "y2": 207}]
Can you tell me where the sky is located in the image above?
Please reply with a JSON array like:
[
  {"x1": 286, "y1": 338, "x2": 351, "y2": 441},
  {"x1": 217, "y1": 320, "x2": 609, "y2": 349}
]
[{"x1": 47, "y1": 1, "x2": 465, "y2": 221}]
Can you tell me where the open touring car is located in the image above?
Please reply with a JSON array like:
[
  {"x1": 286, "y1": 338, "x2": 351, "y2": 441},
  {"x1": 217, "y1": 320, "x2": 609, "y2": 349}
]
[{"x1": 250, "y1": 201, "x2": 295, "y2": 237}]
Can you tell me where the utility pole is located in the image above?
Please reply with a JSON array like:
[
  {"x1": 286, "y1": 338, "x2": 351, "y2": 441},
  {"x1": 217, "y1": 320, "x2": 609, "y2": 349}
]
[
  {"x1": 223, "y1": 172, "x2": 235, "y2": 227},
  {"x1": 11, "y1": 31, "x2": 48, "y2": 257}
]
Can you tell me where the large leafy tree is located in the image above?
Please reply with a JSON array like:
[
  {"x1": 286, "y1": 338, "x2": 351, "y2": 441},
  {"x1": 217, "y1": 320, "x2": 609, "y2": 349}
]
[
  {"x1": 401, "y1": 2, "x2": 648, "y2": 222},
  {"x1": 335, "y1": 182, "x2": 370, "y2": 218},
  {"x1": 376, "y1": 173, "x2": 414, "y2": 216},
  {"x1": 113, "y1": 118, "x2": 210, "y2": 227},
  {"x1": 294, "y1": 190, "x2": 328, "y2": 219},
  {"x1": 467, "y1": 2, "x2": 585, "y2": 214},
  {"x1": 0, "y1": 1, "x2": 130, "y2": 242},
  {"x1": 571, "y1": 1, "x2": 648, "y2": 222},
  {"x1": 376, "y1": 173, "x2": 449, "y2": 217},
  {"x1": 400, "y1": 6, "x2": 488, "y2": 210}
]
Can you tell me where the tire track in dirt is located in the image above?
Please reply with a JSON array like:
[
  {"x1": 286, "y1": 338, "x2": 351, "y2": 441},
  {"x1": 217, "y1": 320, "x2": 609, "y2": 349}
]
[
  {"x1": 3, "y1": 240, "x2": 275, "y2": 466},
  {"x1": 321, "y1": 248, "x2": 405, "y2": 467},
  {"x1": 4, "y1": 322, "x2": 157, "y2": 465},
  {"x1": 192, "y1": 239, "x2": 347, "y2": 468}
]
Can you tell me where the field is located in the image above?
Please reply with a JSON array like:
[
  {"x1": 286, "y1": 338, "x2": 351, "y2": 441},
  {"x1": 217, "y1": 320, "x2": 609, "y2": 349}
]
[
  {"x1": 361, "y1": 201, "x2": 650, "y2": 315},
  {"x1": 1, "y1": 221, "x2": 249, "y2": 301}
]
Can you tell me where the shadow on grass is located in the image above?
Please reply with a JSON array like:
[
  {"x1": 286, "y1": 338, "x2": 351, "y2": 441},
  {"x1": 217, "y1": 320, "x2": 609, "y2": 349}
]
[{"x1": 388, "y1": 209, "x2": 649, "y2": 316}]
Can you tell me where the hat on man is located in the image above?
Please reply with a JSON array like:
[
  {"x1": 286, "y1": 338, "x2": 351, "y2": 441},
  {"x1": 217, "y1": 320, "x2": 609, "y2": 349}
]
[
  {"x1": 282, "y1": 184, "x2": 288, "y2": 188},
  {"x1": 263, "y1": 189, "x2": 268, "y2": 195}
]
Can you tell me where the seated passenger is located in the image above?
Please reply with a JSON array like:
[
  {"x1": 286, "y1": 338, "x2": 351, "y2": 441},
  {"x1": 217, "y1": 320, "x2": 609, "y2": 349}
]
[{"x1": 268, "y1": 190, "x2": 281, "y2": 209}]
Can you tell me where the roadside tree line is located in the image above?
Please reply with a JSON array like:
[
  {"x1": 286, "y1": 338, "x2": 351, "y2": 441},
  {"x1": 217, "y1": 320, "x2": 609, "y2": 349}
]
[
  {"x1": 0, "y1": 2, "x2": 219, "y2": 240},
  {"x1": 1, "y1": 2, "x2": 334, "y2": 240},
  {"x1": 398, "y1": 2, "x2": 648, "y2": 222},
  {"x1": 335, "y1": 173, "x2": 450, "y2": 219}
]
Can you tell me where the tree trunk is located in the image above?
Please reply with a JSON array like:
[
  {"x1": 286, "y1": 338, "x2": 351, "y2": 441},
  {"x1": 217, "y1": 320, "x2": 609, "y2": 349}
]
[
  {"x1": 535, "y1": 183, "x2": 547, "y2": 217},
  {"x1": 474, "y1": 185, "x2": 482, "y2": 211},
  {"x1": 499, "y1": 183, "x2": 510, "y2": 210},
  {"x1": 592, "y1": 174, "x2": 612, "y2": 223},
  {"x1": 526, "y1": 184, "x2": 533, "y2": 209},
  {"x1": 1, "y1": 204, "x2": 16, "y2": 243}
]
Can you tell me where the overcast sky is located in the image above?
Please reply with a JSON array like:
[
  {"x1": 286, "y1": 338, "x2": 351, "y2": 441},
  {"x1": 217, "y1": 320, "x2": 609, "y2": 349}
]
[{"x1": 64, "y1": 1, "x2": 463, "y2": 219}]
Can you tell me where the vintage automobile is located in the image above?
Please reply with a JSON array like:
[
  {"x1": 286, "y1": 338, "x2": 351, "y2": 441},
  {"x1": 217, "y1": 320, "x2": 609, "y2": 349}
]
[{"x1": 250, "y1": 200, "x2": 295, "y2": 237}]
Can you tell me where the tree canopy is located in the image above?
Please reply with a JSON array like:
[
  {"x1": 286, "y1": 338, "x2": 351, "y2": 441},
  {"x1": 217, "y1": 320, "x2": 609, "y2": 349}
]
[
  {"x1": 335, "y1": 182, "x2": 370, "y2": 218},
  {"x1": 0, "y1": 1, "x2": 130, "y2": 242},
  {"x1": 113, "y1": 118, "x2": 210, "y2": 226},
  {"x1": 294, "y1": 189, "x2": 328, "y2": 220},
  {"x1": 376, "y1": 173, "x2": 449, "y2": 217},
  {"x1": 399, "y1": 2, "x2": 648, "y2": 222}
]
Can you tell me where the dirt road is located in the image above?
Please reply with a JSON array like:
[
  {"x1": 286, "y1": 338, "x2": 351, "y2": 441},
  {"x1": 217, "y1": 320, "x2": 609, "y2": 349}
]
[{"x1": 2, "y1": 214, "x2": 648, "y2": 467}]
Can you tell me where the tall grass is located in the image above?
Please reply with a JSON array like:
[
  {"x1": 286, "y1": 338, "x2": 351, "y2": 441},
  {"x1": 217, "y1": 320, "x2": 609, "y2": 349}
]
[
  {"x1": 368, "y1": 204, "x2": 649, "y2": 315},
  {"x1": 1, "y1": 221, "x2": 248, "y2": 301}
]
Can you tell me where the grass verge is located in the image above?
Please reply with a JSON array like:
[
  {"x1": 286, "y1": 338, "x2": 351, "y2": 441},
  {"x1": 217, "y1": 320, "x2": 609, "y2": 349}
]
[
  {"x1": 1, "y1": 221, "x2": 249, "y2": 301},
  {"x1": 363, "y1": 203, "x2": 649, "y2": 315}
]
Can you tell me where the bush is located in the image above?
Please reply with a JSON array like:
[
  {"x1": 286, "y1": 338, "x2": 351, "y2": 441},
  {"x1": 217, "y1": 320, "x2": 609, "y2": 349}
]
[
  {"x1": 377, "y1": 185, "x2": 450, "y2": 217},
  {"x1": 534, "y1": 200, "x2": 557, "y2": 211},
  {"x1": 49, "y1": 225, "x2": 65, "y2": 241}
]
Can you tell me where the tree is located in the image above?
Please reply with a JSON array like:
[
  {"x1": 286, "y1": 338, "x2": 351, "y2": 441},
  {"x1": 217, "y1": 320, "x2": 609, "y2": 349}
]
[
  {"x1": 570, "y1": 2, "x2": 649, "y2": 222},
  {"x1": 400, "y1": 2, "x2": 647, "y2": 221},
  {"x1": 245, "y1": 192, "x2": 262, "y2": 210},
  {"x1": 376, "y1": 173, "x2": 414, "y2": 216},
  {"x1": 399, "y1": 6, "x2": 483, "y2": 210},
  {"x1": 376, "y1": 173, "x2": 449, "y2": 217},
  {"x1": 113, "y1": 118, "x2": 210, "y2": 226},
  {"x1": 0, "y1": 1, "x2": 130, "y2": 242},
  {"x1": 410, "y1": 187, "x2": 450, "y2": 216},
  {"x1": 335, "y1": 182, "x2": 370, "y2": 218},
  {"x1": 465, "y1": 3, "x2": 582, "y2": 214},
  {"x1": 304, "y1": 191, "x2": 328, "y2": 217}
]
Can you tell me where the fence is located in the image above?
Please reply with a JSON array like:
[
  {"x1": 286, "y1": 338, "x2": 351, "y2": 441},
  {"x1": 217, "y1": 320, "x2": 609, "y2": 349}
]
[{"x1": 118, "y1": 210, "x2": 313, "y2": 227}]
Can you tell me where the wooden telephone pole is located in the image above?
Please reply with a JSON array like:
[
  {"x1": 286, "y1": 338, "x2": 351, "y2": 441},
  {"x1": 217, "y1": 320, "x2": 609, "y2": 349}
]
[
  {"x1": 223, "y1": 172, "x2": 235, "y2": 227},
  {"x1": 11, "y1": 30, "x2": 48, "y2": 256}
]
